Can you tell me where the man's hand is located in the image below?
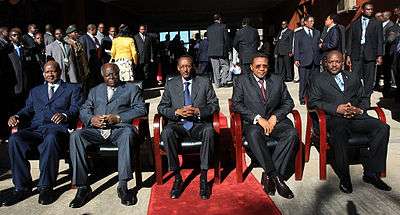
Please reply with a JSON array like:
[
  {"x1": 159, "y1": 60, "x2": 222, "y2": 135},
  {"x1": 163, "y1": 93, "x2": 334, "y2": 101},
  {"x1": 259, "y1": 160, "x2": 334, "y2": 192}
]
[
  {"x1": 175, "y1": 107, "x2": 193, "y2": 118},
  {"x1": 51, "y1": 113, "x2": 67, "y2": 124},
  {"x1": 337, "y1": 103, "x2": 352, "y2": 115},
  {"x1": 267, "y1": 115, "x2": 277, "y2": 134},
  {"x1": 288, "y1": 52, "x2": 293, "y2": 57},
  {"x1": 257, "y1": 117, "x2": 271, "y2": 135},
  {"x1": 294, "y1": 61, "x2": 300, "y2": 67},
  {"x1": 346, "y1": 56, "x2": 352, "y2": 71},
  {"x1": 319, "y1": 43, "x2": 323, "y2": 49},
  {"x1": 344, "y1": 106, "x2": 363, "y2": 118},
  {"x1": 8, "y1": 115, "x2": 19, "y2": 127},
  {"x1": 376, "y1": 56, "x2": 383, "y2": 65},
  {"x1": 104, "y1": 114, "x2": 121, "y2": 125},
  {"x1": 91, "y1": 115, "x2": 107, "y2": 128},
  {"x1": 185, "y1": 105, "x2": 200, "y2": 117}
]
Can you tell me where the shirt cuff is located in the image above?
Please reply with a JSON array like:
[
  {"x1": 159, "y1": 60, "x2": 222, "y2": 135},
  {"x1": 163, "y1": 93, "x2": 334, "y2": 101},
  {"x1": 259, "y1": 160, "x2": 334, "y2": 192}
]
[
  {"x1": 253, "y1": 114, "x2": 261, "y2": 124},
  {"x1": 61, "y1": 113, "x2": 68, "y2": 119}
]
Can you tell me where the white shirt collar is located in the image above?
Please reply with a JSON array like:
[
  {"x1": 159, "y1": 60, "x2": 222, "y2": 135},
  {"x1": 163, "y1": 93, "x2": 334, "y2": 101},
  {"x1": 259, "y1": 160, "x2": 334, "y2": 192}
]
[
  {"x1": 303, "y1": 26, "x2": 312, "y2": 32},
  {"x1": 87, "y1": 32, "x2": 95, "y2": 40},
  {"x1": 46, "y1": 32, "x2": 52, "y2": 36},
  {"x1": 383, "y1": 20, "x2": 390, "y2": 27},
  {"x1": 48, "y1": 81, "x2": 61, "y2": 92},
  {"x1": 327, "y1": 24, "x2": 336, "y2": 32},
  {"x1": 28, "y1": 32, "x2": 34, "y2": 38},
  {"x1": 109, "y1": 35, "x2": 114, "y2": 40}
]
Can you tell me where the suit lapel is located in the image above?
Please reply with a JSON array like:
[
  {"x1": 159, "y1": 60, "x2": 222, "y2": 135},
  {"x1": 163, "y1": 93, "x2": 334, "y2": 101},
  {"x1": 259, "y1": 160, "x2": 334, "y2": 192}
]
[
  {"x1": 47, "y1": 81, "x2": 66, "y2": 104},
  {"x1": 248, "y1": 74, "x2": 265, "y2": 104},
  {"x1": 41, "y1": 84, "x2": 49, "y2": 102},
  {"x1": 174, "y1": 78, "x2": 184, "y2": 106},
  {"x1": 324, "y1": 73, "x2": 343, "y2": 94},
  {"x1": 191, "y1": 77, "x2": 199, "y2": 103},
  {"x1": 342, "y1": 72, "x2": 350, "y2": 93},
  {"x1": 265, "y1": 77, "x2": 273, "y2": 105},
  {"x1": 108, "y1": 83, "x2": 124, "y2": 104}
]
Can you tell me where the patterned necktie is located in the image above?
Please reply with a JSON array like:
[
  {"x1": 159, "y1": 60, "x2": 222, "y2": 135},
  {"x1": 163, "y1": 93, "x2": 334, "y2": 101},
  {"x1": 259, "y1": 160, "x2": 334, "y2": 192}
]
[
  {"x1": 183, "y1": 81, "x2": 193, "y2": 130},
  {"x1": 335, "y1": 74, "x2": 345, "y2": 92},
  {"x1": 258, "y1": 79, "x2": 266, "y2": 102},
  {"x1": 48, "y1": 85, "x2": 55, "y2": 99},
  {"x1": 397, "y1": 40, "x2": 400, "y2": 53}
]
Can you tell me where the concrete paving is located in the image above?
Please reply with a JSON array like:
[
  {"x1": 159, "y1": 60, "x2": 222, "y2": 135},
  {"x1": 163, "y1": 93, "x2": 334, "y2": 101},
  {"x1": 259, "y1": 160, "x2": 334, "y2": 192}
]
[{"x1": 0, "y1": 82, "x2": 399, "y2": 215}]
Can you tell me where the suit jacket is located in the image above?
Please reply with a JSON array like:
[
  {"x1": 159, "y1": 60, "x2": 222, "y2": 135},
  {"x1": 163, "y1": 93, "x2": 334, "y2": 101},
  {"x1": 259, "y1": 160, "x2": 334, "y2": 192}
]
[
  {"x1": 0, "y1": 40, "x2": 16, "y2": 94},
  {"x1": 101, "y1": 36, "x2": 113, "y2": 63},
  {"x1": 308, "y1": 70, "x2": 369, "y2": 119},
  {"x1": 347, "y1": 17, "x2": 384, "y2": 61},
  {"x1": 46, "y1": 40, "x2": 77, "y2": 83},
  {"x1": 232, "y1": 73, "x2": 294, "y2": 125},
  {"x1": 79, "y1": 34, "x2": 99, "y2": 62},
  {"x1": 133, "y1": 33, "x2": 153, "y2": 64},
  {"x1": 274, "y1": 28, "x2": 293, "y2": 56},
  {"x1": 80, "y1": 82, "x2": 147, "y2": 128},
  {"x1": 198, "y1": 38, "x2": 209, "y2": 62},
  {"x1": 320, "y1": 25, "x2": 341, "y2": 56},
  {"x1": 233, "y1": 25, "x2": 260, "y2": 64},
  {"x1": 157, "y1": 75, "x2": 219, "y2": 124},
  {"x1": 294, "y1": 28, "x2": 321, "y2": 66},
  {"x1": 207, "y1": 22, "x2": 229, "y2": 58},
  {"x1": 16, "y1": 81, "x2": 82, "y2": 132},
  {"x1": 383, "y1": 20, "x2": 395, "y2": 40},
  {"x1": 44, "y1": 32, "x2": 55, "y2": 46},
  {"x1": 22, "y1": 34, "x2": 35, "y2": 49}
]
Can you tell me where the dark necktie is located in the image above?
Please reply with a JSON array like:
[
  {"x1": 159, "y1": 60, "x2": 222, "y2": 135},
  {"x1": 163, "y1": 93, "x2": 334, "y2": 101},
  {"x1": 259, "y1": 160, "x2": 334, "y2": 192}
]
[
  {"x1": 183, "y1": 81, "x2": 193, "y2": 130},
  {"x1": 258, "y1": 79, "x2": 266, "y2": 103},
  {"x1": 308, "y1": 29, "x2": 313, "y2": 38},
  {"x1": 48, "y1": 85, "x2": 55, "y2": 99}
]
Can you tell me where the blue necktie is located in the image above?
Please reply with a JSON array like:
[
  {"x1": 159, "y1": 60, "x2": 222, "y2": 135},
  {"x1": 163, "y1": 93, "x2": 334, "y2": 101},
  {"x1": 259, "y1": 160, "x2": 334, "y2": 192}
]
[
  {"x1": 335, "y1": 74, "x2": 345, "y2": 92},
  {"x1": 183, "y1": 81, "x2": 193, "y2": 130},
  {"x1": 15, "y1": 46, "x2": 21, "y2": 57}
]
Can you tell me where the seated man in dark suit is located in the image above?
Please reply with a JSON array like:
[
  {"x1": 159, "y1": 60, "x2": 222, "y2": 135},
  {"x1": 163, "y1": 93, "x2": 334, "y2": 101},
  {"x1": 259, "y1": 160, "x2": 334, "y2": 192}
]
[
  {"x1": 157, "y1": 55, "x2": 219, "y2": 200},
  {"x1": 4, "y1": 61, "x2": 82, "y2": 206},
  {"x1": 232, "y1": 53, "x2": 297, "y2": 199},
  {"x1": 69, "y1": 63, "x2": 147, "y2": 208},
  {"x1": 309, "y1": 50, "x2": 391, "y2": 193}
]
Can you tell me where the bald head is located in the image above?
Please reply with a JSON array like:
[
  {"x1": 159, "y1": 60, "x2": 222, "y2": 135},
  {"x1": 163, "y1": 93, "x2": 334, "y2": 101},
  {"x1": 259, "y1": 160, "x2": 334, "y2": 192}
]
[
  {"x1": 43, "y1": 61, "x2": 61, "y2": 83},
  {"x1": 326, "y1": 51, "x2": 344, "y2": 75},
  {"x1": 44, "y1": 60, "x2": 61, "y2": 72}
]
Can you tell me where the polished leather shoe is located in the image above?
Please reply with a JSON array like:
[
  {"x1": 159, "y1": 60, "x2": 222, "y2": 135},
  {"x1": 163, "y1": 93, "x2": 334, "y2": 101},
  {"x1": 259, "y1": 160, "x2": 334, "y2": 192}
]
[
  {"x1": 69, "y1": 186, "x2": 92, "y2": 208},
  {"x1": 117, "y1": 187, "x2": 134, "y2": 206},
  {"x1": 271, "y1": 176, "x2": 294, "y2": 199},
  {"x1": 170, "y1": 178, "x2": 183, "y2": 199},
  {"x1": 199, "y1": 178, "x2": 210, "y2": 200},
  {"x1": 2, "y1": 189, "x2": 31, "y2": 206},
  {"x1": 38, "y1": 188, "x2": 54, "y2": 205},
  {"x1": 363, "y1": 175, "x2": 392, "y2": 191},
  {"x1": 339, "y1": 181, "x2": 353, "y2": 194},
  {"x1": 261, "y1": 172, "x2": 276, "y2": 196}
]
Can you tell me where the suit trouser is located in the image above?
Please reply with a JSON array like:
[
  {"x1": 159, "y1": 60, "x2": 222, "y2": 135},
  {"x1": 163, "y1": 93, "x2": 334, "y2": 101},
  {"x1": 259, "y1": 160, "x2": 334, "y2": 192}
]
[
  {"x1": 161, "y1": 122, "x2": 215, "y2": 171},
  {"x1": 352, "y1": 50, "x2": 376, "y2": 97},
  {"x1": 197, "y1": 61, "x2": 211, "y2": 80},
  {"x1": 327, "y1": 116, "x2": 390, "y2": 182},
  {"x1": 8, "y1": 128, "x2": 67, "y2": 190},
  {"x1": 136, "y1": 63, "x2": 151, "y2": 81},
  {"x1": 299, "y1": 63, "x2": 319, "y2": 103},
  {"x1": 210, "y1": 57, "x2": 229, "y2": 87},
  {"x1": 69, "y1": 126, "x2": 137, "y2": 186},
  {"x1": 277, "y1": 55, "x2": 293, "y2": 81},
  {"x1": 243, "y1": 119, "x2": 298, "y2": 179}
]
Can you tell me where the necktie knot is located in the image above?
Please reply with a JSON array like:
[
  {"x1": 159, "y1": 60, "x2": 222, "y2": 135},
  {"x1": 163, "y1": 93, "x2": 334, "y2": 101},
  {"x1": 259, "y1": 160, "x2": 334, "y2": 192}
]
[
  {"x1": 258, "y1": 79, "x2": 264, "y2": 85},
  {"x1": 48, "y1": 85, "x2": 55, "y2": 99}
]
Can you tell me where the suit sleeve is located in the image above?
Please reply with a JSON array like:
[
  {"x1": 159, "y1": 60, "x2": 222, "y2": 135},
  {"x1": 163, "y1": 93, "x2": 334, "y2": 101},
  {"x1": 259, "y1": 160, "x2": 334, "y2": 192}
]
[
  {"x1": 356, "y1": 76, "x2": 370, "y2": 110},
  {"x1": 308, "y1": 78, "x2": 338, "y2": 115},
  {"x1": 232, "y1": 77, "x2": 257, "y2": 124},
  {"x1": 346, "y1": 25, "x2": 353, "y2": 57},
  {"x1": 376, "y1": 22, "x2": 384, "y2": 57},
  {"x1": 16, "y1": 90, "x2": 35, "y2": 121},
  {"x1": 64, "y1": 85, "x2": 83, "y2": 122},
  {"x1": 198, "y1": 79, "x2": 219, "y2": 119},
  {"x1": 157, "y1": 81, "x2": 180, "y2": 121},
  {"x1": 321, "y1": 28, "x2": 339, "y2": 51},
  {"x1": 233, "y1": 33, "x2": 239, "y2": 52},
  {"x1": 79, "y1": 87, "x2": 96, "y2": 126},
  {"x1": 294, "y1": 32, "x2": 300, "y2": 61},
  {"x1": 118, "y1": 85, "x2": 147, "y2": 123},
  {"x1": 288, "y1": 31, "x2": 294, "y2": 54},
  {"x1": 272, "y1": 81, "x2": 294, "y2": 122}
]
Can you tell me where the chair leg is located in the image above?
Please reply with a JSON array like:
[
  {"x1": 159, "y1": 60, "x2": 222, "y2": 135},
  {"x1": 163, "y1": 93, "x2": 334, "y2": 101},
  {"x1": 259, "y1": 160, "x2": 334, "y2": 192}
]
[
  {"x1": 214, "y1": 158, "x2": 221, "y2": 184},
  {"x1": 295, "y1": 142, "x2": 303, "y2": 180},
  {"x1": 235, "y1": 146, "x2": 243, "y2": 183},
  {"x1": 154, "y1": 149, "x2": 163, "y2": 185},
  {"x1": 305, "y1": 113, "x2": 312, "y2": 162},
  {"x1": 320, "y1": 150, "x2": 327, "y2": 180}
]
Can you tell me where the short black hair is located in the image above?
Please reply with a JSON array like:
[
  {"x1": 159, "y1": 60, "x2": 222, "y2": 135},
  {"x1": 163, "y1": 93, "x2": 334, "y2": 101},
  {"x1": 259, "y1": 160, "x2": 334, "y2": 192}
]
[
  {"x1": 250, "y1": 53, "x2": 269, "y2": 64},
  {"x1": 328, "y1": 13, "x2": 339, "y2": 24},
  {"x1": 213, "y1": 14, "x2": 222, "y2": 21},
  {"x1": 242, "y1": 17, "x2": 250, "y2": 26},
  {"x1": 177, "y1": 55, "x2": 193, "y2": 65},
  {"x1": 304, "y1": 15, "x2": 314, "y2": 22},
  {"x1": 361, "y1": 2, "x2": 373, "y2": 9}
]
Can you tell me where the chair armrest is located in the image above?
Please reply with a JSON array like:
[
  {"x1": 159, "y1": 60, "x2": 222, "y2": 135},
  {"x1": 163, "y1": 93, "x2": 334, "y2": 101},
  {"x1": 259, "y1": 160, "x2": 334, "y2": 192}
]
[
  {"x1": 76, "y1": 119, "x2": 84, "y2": 130},
  {"x1": 233, "y1": 113, "x2": 244, "y2": 149},
  {"x1": 212, "y1": 112, "x2": 220, "y2": 135},
  {"x1": 290, "y1": 109, "x2": 302, "y2": 139},
  {"x1": 153, "y1": 114, "x2": 162, "y2": 145},
  {"x1": 368, "y1": 107, "x2": 386, "y2": 123}
]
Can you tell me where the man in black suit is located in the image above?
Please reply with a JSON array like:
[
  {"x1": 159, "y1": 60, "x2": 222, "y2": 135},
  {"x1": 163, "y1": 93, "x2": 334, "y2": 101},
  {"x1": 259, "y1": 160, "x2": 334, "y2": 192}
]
[
  {"x1": 294, "y1": 15, "x2": 321, "y2": 105},
  {"x1": 197, "y1": 32, "x2": 211, "y2": 78},
  {"x1": 157, "y1": 55, "x2": 219, "y2": 200},
  {"x1": 346, "y1": 2, "x2": 384, "y2": 97},
  {"x1": 207, "y1": 14, "x2": 230, "y2": 88},
  {"x1": 309, "y1": 51, "x2": 391, "y2": 194},
  {"x1": 22, "y1": 24, "x2": 37, "y2": 49},
  {"x1": 232, "y1": 53, "x2": 297, "y2": 199},
  {"x1": 320, "y1": 14, "x2": 342, "y2": 60},
  {"x1": 101, "y1": 26, "x2": 116, "y2": 64},
  {"x1": 380, "y1": 11, "x2": 397, "y2": 93},
  {"x1": 274, "y1": 20, "x2": 293, "y2": 81},
  {"x1": 134, "y1": 24, "x2": 153, "y2": 87},
  {"x1": 234, "y1": 17, "x2": 260, "y2": 75}
]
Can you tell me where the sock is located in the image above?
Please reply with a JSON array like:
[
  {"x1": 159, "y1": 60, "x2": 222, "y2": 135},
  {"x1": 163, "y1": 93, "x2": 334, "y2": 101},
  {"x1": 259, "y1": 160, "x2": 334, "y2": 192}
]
[
  {"x1": 118, "y1": 180, "x2": 128, "y2": 191},
  {"x1": 200, "y1": 170, "x2": 208, "y2": 181}
]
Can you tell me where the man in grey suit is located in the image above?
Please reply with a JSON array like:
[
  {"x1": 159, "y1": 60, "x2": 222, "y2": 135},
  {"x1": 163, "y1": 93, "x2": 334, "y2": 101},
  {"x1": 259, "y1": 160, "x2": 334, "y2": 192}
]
[
  {"x1": 207, "y1": 14, "x2": 230, "y2": 88},
  {"x1": 158, "y1": 55, "x2": 219, "y2": 200},
  {"x1": 294, "y1": 15, "x2": 321, "y2": 105},
  {"x1": 44, "y1": 24, "x2": 55, "y2": 47},
  {"x1": 46, "y1": 29, "x2": 78, "y2": 83},
  {"x1": 134, "y1": 24, "x2": 154, "y2": 87},
  {"x1": 234, "y1": 17, "x2": 260, "y2": 75},
  {"x1": 69, "y1": 63, "x2": 147, "y2": 208}
]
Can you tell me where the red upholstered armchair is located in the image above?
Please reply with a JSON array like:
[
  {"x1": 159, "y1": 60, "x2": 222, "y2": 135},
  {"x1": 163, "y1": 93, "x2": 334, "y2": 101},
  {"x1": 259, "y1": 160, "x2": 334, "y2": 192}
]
[
  {"x1": 304, "y1": 107, "x2": 387, "y2": 180},
  {"x1": 153, "y1": 112, "x2": 226, "y2": 185},
  {"x1": 228, "y1": 99, "x2": 304, "y2": 183}
]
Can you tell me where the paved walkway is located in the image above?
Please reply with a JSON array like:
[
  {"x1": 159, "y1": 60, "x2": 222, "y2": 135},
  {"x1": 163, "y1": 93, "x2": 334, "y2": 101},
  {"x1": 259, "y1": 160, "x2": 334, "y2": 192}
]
[{"x1": 0, "y1": 82, "x2": 399, "y2": 215}]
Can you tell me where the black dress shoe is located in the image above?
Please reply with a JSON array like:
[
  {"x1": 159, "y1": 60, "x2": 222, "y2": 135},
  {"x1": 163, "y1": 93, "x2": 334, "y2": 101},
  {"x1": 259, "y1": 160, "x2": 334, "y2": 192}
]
[
  {"x1": 199, "y1": 178, "x2": 210, "y2": 200},
  {"x1": 69, "y1": 186, "x2": 92, "y2": 208},
  {"x1": 271, "y1": 176, "x2": 294, "y2": 199},
  {"x1": 170, "y1": 178, "x2": 183, "y2": 199},
  {"x1": 117, "y1": 187, "x2": 134, "y2": 206},
  {"x1": 339, "y1": 181, "x2": 353, "y2": 194},
  {"x1": 261, "y1": 172, "x2": 276, "y2": 196},
  {"x1": 38, "y1": 188, "x2": 54, "y2": 205},
  {"x1": 363, "y1": 175, "x2": 392, "y2": 191},
  {"x1": 2, "y1": 189, "x2": 31, "y2": 206}
]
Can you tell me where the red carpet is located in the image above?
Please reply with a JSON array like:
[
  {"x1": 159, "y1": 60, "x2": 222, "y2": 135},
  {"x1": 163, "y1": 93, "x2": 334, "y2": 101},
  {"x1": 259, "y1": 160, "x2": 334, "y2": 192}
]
[{"x1": 147, "y1": 169, "x2": 282, "y2": 215}]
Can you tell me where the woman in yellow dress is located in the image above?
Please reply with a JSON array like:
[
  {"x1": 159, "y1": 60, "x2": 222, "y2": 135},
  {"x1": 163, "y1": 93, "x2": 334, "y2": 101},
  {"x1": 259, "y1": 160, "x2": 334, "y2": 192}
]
[{"x1": 110, "y1": 24, "x2": 138, "y2": 81}]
